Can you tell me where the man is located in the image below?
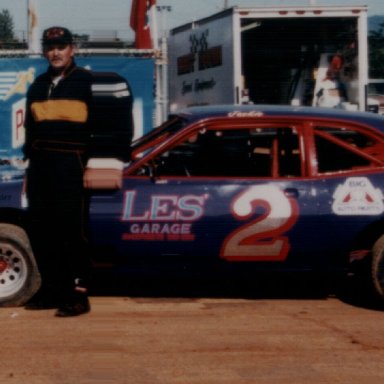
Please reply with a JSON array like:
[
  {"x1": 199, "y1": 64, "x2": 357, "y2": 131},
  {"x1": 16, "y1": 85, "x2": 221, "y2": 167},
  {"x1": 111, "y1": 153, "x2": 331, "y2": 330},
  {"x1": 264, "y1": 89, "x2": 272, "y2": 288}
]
[
  {"x1": 316, "y1": 69, "x2": 348, "y2": 109},
  {"x1": 24, "y1": 26, "x2": 93, "y2": 317}
]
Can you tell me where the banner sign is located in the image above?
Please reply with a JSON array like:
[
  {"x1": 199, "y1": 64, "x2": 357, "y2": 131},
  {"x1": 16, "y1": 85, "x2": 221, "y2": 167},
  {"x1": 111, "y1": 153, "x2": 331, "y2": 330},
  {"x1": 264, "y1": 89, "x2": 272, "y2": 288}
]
[{"x1": 0, "y1": 56, "x2": 155, "y2": 159}]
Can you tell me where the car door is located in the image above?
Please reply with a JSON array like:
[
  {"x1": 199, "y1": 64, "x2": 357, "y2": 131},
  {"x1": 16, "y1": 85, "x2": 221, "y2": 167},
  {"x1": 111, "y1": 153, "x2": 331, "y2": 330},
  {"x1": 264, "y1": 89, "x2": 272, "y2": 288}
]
[
  {"x1": 88, "y1": 120, "x2": 322, "y2": 269},
  {"x1": 307, "y1": 121, "x2": 384, "y2": 269}
]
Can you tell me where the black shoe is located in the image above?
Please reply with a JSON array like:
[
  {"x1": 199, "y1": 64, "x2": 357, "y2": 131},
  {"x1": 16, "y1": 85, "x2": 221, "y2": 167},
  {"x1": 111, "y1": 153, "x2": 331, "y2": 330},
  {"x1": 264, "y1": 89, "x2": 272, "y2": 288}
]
[{"x1": 55, "y1": 297, "x2": 90, "y2": 317}]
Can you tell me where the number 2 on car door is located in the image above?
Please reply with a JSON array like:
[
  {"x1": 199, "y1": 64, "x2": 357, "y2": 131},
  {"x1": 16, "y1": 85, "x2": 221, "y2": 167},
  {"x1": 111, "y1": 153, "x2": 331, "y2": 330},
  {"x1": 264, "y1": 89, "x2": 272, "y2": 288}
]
[{"x1": 221, "y1": 185, "x2": 298, "y2": 261}]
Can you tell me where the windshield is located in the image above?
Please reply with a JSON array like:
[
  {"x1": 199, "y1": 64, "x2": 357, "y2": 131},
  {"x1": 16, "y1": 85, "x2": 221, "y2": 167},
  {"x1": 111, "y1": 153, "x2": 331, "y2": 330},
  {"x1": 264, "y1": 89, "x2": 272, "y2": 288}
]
[{"x1": 131, "y1": 116, "x2": 188, "y2": 158}]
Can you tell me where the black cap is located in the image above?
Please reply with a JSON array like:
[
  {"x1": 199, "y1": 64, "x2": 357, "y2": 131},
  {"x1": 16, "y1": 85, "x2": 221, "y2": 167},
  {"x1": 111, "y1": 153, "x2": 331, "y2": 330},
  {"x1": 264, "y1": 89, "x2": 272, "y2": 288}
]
[{"x1": 42, "y1": 26, "x2": 73, "y2": 46}]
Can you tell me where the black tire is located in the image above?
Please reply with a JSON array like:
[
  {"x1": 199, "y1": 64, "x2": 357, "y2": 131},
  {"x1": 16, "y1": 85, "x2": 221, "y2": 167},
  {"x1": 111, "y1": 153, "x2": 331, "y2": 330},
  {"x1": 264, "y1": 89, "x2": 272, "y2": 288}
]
[
  {"x1": 371, "y1": 234, "x2": 384, "y2": 301},
  {"x1": 0, "y1": 223, "x2": 41, "y2": 307}
]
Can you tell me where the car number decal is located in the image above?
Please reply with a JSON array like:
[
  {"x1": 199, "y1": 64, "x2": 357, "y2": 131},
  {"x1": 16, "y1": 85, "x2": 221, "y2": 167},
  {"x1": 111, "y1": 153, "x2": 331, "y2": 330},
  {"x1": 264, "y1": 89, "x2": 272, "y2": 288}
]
[{"x1": 221, "y1": 185, "x2": 298, "y2": 261}]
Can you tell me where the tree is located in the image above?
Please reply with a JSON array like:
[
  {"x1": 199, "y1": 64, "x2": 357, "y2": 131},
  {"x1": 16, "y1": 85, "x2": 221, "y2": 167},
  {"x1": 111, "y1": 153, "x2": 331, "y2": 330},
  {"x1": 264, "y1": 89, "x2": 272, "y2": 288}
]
[
  {"x1": 369, "y1": 23, "x2": 384, "y2": 78},
  {"x1": 0, "y1": 9, "x2": 15, "y2": 42}
]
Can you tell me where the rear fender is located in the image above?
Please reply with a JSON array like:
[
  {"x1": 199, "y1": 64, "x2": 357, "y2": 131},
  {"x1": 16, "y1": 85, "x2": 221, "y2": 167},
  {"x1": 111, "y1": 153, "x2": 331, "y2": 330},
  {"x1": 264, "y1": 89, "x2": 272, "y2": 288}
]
[{"x1": 349, "y1": 219, "x2": 384, "y2": 264}]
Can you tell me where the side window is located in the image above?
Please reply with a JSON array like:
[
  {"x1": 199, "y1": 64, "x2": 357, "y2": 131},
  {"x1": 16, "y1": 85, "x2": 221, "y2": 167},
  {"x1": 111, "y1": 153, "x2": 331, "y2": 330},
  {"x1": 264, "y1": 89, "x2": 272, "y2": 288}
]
[
  {"x1": 314, "y1": 126, "x2": 384, "y2": 173},
  {"x1": 147, "y1": 126, "x2": 301, "y2": 178}
]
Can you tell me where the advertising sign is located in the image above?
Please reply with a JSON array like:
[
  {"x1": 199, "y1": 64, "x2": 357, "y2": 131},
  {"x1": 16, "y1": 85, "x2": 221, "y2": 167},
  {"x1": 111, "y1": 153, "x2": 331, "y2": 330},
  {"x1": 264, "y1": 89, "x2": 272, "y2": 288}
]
[
  {"x1": 168, "y1": 14, "x2": 234, "y2": 111},
  {"x1": 0, "y1": 56, "x2": 155, "y2": 159}
]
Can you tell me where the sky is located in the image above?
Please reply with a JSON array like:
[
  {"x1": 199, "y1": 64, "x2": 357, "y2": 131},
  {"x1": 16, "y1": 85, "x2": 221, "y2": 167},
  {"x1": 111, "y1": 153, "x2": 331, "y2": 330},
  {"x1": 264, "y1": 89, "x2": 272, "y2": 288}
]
[{"x1": 2, "y1": 0, "x2": 384, "y2": 41}]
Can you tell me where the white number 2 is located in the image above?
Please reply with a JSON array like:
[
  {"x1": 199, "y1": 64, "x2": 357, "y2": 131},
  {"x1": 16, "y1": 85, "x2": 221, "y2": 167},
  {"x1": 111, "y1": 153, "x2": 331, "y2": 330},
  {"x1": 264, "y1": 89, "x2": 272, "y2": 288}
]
[{"x1": 221, "y1": 185, "x2": 298, "y2": 261}]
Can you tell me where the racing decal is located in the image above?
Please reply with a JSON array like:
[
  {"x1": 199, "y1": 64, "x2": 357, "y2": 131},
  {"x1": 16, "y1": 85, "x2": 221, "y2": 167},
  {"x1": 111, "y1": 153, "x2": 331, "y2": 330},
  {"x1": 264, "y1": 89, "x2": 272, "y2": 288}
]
[
  {"x1": 227, "y1": 111, "x2": 264, "y2": 118},
  {"x1": 221, "y1": 185, "x2": 298, "y2": 261},
  {"x1": 121, "y1": 190, "x2": 208, "y2": 241},
  {"x1": 332, "y1": 177, "x2": 384, "y2": 216}
]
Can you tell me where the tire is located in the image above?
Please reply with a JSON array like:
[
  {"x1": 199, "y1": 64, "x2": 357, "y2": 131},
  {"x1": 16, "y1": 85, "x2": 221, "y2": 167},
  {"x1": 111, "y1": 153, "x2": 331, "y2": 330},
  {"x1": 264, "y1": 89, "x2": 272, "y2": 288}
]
[
  {"x1": 371, "y1": 234, "x2": 384, "y2": 301},
  {"x1": 0, "y1": 223, "x2": 41, "y2": 307}
]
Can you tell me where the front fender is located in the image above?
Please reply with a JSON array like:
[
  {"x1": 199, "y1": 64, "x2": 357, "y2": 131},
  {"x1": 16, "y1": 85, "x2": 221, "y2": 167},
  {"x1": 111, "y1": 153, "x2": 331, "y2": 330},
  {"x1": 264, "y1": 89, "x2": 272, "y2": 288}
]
[{"x1": 0, "y1": 167, "x2": 26, "y2": 210}]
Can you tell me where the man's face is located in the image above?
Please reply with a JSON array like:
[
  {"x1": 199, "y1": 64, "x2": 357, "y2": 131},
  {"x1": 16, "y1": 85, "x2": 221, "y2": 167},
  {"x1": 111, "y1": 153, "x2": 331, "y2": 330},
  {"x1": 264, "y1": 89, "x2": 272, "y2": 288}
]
[{"x1": 43, "y1": 44, "x2": 75, "y2": 73}]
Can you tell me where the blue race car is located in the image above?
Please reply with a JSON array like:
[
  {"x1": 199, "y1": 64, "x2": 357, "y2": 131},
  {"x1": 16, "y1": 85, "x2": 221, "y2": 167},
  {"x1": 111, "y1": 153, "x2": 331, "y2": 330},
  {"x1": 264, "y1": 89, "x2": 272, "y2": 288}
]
[{"x1": 2, "y1": 104, "x2": 384, "y2": 306}]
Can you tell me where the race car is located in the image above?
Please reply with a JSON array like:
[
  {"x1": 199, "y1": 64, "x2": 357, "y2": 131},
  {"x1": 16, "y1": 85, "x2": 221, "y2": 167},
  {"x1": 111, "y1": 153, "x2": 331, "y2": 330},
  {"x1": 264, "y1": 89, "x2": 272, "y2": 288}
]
[{"x1": 2, "y1": 104, "x2": 384, "y2": 306}]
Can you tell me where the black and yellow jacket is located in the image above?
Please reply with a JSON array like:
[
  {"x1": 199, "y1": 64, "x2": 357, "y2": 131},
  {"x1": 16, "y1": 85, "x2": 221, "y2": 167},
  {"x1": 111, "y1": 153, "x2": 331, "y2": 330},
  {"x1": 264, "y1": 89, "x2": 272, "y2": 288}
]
[{"x1": 24, "y1": 61, "x2": 93, "y2": 158}]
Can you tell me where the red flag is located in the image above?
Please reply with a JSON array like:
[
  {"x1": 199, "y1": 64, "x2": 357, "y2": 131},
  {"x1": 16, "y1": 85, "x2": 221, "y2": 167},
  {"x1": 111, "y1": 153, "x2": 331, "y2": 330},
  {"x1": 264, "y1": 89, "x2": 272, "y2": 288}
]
[{"x1": 130, "y1": 0, "x2": 156, "y2": 49}]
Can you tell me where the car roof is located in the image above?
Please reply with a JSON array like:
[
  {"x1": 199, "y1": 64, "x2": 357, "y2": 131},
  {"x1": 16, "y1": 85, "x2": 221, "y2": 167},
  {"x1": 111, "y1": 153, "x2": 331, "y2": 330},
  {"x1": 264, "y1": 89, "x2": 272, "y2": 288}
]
[{"x1": 175, "y1": 104, "x2": 384, "y2": 132}]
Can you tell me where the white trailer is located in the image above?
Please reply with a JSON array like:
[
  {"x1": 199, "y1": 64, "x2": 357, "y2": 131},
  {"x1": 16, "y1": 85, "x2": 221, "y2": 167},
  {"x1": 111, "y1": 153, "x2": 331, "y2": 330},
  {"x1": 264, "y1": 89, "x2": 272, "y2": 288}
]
[{"x1": 168, "y1": 5, "x2": 369, "y2": 112}]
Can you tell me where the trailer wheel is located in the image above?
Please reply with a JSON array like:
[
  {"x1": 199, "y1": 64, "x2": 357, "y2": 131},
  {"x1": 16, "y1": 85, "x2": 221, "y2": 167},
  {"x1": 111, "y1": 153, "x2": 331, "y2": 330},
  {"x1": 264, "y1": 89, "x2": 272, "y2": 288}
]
[
  {"x1": 371, "y1": 234, "x2": 384, "y2": 301},
  {"x1": 0, "y1": 224, "x2": 41, "y2": 307}
]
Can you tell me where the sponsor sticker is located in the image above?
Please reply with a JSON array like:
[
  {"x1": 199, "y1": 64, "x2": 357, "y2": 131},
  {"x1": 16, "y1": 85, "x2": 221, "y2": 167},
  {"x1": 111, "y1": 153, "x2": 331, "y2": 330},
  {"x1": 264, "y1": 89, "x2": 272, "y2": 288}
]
[
  {"x1": 332, "y1": 177, "x2": 384, "y2": 215},
  {"x1": 121, "y1": 191, "x2": 209, "y2": 241}
]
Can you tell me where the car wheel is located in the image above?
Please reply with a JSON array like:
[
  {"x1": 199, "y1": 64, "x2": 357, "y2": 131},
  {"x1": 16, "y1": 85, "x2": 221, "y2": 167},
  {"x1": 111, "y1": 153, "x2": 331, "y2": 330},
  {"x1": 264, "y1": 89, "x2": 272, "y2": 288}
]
[
  {"x1": 371, "y1": 234, "x2": 384, "y2": 300},
  {"x1": 0, "y1": 223, "x2": 41, "y2": 307}
]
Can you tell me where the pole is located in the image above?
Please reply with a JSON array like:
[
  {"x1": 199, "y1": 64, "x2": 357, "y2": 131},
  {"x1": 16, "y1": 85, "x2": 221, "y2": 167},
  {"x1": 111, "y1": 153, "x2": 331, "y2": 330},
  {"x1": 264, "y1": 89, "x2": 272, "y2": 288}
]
[
  {"x1": 28, "y1": 0, "x2": 40, "y2": 55},
  {"x1": 156, "y1": 6, "x2": 172, "y2": 124}
]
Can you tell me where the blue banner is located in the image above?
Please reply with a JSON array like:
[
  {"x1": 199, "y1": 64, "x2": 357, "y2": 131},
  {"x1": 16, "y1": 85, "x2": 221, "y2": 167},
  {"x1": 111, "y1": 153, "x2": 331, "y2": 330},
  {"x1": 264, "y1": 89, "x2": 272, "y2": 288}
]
[{"x1": 0, "y1": 56, "x2": 155, "y2": 159}]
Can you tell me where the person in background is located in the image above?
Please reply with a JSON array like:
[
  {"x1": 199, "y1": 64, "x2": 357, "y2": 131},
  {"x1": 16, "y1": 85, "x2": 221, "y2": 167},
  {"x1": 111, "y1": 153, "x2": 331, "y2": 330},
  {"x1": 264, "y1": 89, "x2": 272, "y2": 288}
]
[
  {"x1": 23, "y1": 26, "x2": 93, "y2": 317},
  {"x1": 316, "y1": 65, "x2": 348, "y2": 109}
]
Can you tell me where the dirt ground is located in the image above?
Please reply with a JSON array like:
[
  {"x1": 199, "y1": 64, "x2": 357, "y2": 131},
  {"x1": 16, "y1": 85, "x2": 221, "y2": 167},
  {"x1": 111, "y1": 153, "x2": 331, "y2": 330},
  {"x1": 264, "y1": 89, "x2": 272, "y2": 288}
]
[{"x1": 1, "y1": 275, "x2": 384, "y2": 384}]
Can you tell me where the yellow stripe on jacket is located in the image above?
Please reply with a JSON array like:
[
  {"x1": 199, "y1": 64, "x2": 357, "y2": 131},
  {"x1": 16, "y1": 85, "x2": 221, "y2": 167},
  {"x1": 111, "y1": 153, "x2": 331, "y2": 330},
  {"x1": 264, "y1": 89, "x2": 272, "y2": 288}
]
[{"x1": 31, "y1": 100, "x2": 88, "y2": 123}]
